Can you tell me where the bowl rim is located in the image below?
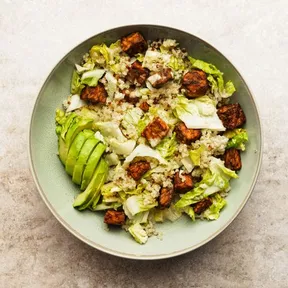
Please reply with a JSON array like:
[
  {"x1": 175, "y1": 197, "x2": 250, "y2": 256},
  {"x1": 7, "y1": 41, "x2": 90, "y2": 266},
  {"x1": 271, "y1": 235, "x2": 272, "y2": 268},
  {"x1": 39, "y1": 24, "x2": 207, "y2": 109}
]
[{"x1": 28, "y1": 24, "x2": 263, "y2": 260}]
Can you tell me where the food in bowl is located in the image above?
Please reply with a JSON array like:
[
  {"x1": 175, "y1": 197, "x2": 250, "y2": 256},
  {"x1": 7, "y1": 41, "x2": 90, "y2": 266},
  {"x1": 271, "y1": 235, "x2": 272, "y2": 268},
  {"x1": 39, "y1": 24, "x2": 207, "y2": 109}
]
[{"x1": 55, "y1": 31, "x2": 248, "y2": 244}]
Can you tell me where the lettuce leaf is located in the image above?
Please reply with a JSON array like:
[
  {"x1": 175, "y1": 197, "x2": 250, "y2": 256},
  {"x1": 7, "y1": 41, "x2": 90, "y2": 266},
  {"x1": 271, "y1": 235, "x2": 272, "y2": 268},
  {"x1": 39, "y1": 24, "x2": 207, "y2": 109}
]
[
  {"x1": 175, "y1": 157, "x2": 237, "y2": 208},
  {"x1": 66, "y1": 94, "x2": 86, "y2": 113},
  {"x1": 189, "y1": 145, "x2": 206, "y2": 166},
  {"x1": 81, "y1": 69, "x2": 105, "y2": 87},
  {"x1": 188, "y1": 57, "x2": 236, "y2": 98},
  {"x1": 71, "y1": 70, "x2": 85, "y2": 94},
  {"x1": 173, "y1": 95, "x2": 225, "y2": 131},
  {"x1": 225, "y1": 128, "x2": 248, "y2": 151},
  {"x1": 89, "y1": 44, "x2": 110, "y2": 66},
  {"x1": 105, "y1": 71, "x2": 117, "y2": 98},
  {"x1": 123, "y1": 195, "x2": 158, "y2": 219},
  {"x1": 121, "y1": 107, "x2": 143, "y2": 131},
  {"x1": 183, "y1": 206, "x2": 195, "y2": 221},
  {"x1": 94, "y1": 122, "x2": 127, "y2": 142},
  {"x1": 168, "y1": 55, "x2": 185, "y2": 71},
  {"x1": 128, "y1": 223, "x2": 148, "y2": 244},
  {"x1": 156, "y1": 133, "x2": 177, "y2": 159},
  {"x1": 123, "y1": 144, "x2": 167, "y2": 167},
  {"x1": 203, "y1": 193, "x2": 226, "y2": 220}
]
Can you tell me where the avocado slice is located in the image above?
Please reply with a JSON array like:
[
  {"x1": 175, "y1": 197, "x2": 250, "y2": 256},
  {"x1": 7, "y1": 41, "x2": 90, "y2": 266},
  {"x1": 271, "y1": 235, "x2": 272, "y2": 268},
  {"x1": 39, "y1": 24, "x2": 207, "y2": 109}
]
[
  {"x1": 59, "y1": 117, "x2": 94, "y2": 165},
  {"x1": 80, "y1": 143, "x2": 106, "y2": 190},
  {"x1": 60, "y1": 112, "x2": 77, "y2": 140},
  {"x1": 73, "y1": 158, "x2": 108, "y2": 210},
  {"x1": 65, "y1": 129, "x2": 94, "y2": 176},
  {"x1": 72, "y1": 136, "x2": 100, "y2": 185},
  {"x1": 58, "y1": 113, "x2": 77, "y2": 164}
]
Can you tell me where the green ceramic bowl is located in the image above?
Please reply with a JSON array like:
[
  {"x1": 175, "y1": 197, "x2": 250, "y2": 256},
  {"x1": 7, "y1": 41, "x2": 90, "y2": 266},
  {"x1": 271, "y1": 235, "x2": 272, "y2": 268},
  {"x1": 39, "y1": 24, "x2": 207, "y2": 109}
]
[{"x1": 29, "y1": 25, "x2": 262, "y2": 260}]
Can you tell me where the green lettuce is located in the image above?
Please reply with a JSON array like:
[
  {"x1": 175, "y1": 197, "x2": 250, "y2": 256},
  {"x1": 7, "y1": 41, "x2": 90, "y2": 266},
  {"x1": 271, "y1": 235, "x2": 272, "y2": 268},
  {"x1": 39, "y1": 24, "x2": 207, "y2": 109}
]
[
  {"x1": 123, "y1": 144, "x2": 167, "y2": 167},
  {"x1": 123, "y1": 195, "x2": 158, "y2": 219},
  {"x1": 153, "y1": 205, "x2": 183, "y2": 222},
  {"x1": 156, "y1": 133, "x2": 177, "y2": 159},
  {"x1": 71, "y1": 70, "x2": 85, "y2": 94},
  {"x1": 189, "y1": 145, "x2": 206, "y2": 166},
  {"x1": 164, "y1": 204, "x2": 183, "y2": 222},
  {"x1": 173, "y1": 95, "x2": 225, "y2": 131},
  {"x1": 128, "y1": 223, "x2": 148, "y2": 244},
  {"x1": 89, "y1": 43, "x2": 110, "y2": 66},
  {"x1": 94, "y1": 122, "x2": 126, "y2": 142},
  {"x1": 100, "y1": 182, "x2": 122, "y2": 204},
  {"x1": 135, "y1": 53, "x2": 145, "y2": 62},
  {"x1": 183, "y1": 206, "x2": 195, "y2": 221},
  {"x1": 175, "y1": 157, "x2": 237, "y2": 208},
  {"x1": 188, "y1": 57, "x2": 236, "y2": 98},
  {"x1": 81, "y1": 69, "x2": 105, "y2": 87},
  {"x1": 168, "y1": 55, "x2": 185, "y2": 71},
  {"x1": 105, "y1": 71, "x2": 117, "y2": 98},
  {"x1": 224, "y1": 128, "x2": 248, "y2": 151},
  {"x1": 121, "y1": 108, "x2": 143, "y2": 131},
  {"x1": 203, "y1": 193, "x2": 226, "y2": 220}
]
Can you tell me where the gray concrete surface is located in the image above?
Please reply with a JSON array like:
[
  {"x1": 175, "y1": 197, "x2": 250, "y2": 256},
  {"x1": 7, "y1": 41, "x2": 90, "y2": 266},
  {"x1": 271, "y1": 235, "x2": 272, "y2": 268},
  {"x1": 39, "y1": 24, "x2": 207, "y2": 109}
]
[{"x1": 0, "y1": 0, "x2": 287, "y2": 287}]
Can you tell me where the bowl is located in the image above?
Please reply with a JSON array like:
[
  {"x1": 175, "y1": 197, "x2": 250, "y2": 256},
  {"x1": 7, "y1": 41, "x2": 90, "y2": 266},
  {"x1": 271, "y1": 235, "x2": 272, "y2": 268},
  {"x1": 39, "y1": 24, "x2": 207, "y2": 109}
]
[{"x1": 29, "y1": 25, "x2": 262, "y2": 260}]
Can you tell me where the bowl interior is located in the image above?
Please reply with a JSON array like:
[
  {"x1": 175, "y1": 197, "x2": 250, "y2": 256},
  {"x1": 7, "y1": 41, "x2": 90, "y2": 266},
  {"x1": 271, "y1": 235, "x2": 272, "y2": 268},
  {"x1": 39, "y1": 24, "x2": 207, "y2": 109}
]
[{"x1": 30, "y1": 25, "x2": 262, "y2": 259}]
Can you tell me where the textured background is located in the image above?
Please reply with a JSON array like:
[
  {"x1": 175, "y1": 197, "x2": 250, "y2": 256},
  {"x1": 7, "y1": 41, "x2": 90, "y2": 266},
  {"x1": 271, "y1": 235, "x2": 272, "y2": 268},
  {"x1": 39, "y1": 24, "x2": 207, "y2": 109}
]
[{"x1": 0, "y1": 1, "x2": 287, "y2": 287}]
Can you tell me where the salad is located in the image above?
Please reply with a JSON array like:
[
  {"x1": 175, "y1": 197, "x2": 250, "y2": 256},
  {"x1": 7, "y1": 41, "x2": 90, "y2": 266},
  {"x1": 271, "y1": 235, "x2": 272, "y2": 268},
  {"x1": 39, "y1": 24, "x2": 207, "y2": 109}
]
[{"x1": 55, "y1": 32, "x2": 248, "y2": 244}]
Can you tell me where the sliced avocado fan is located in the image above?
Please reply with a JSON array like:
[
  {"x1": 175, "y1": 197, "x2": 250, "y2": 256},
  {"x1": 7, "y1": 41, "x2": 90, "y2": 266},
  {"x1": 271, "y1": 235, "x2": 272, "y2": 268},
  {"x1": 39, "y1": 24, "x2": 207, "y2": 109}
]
[
  {"x1": 65, "y1": 129, "x2": 94, "y2": 176},
  {"x1": 72, "y1": 136, "x2": 100, "y2": 185}
]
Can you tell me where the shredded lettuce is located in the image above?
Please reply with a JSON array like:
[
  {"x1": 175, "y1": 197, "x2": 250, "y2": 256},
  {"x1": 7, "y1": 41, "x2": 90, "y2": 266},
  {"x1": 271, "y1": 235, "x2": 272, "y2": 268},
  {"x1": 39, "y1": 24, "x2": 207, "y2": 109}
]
[
  {"x1": 90, "y1": 44, "x2": 110, "y2": 66},
  {"x1": 121, "y1": 107, "x2": 143, "y2": 131},
  {"x1": 109, "y1": 138, "x2": 136, "y2": 155},
  {"x1": 71, "y1": 71, "x2": 85, "y2": 94},
  {"x1": 156, "y1": 133, "x2": 177, "y2": 159},
  {"x1": 101, "y1": 182, "x2": 122, "y2": 199},
  {"x1": 104, "y1": 153, "x2": 120, "y2": 166},
  {"x1": 188, "y1": 57, "x2": 236, "y2": 98},
  {"x1": 173, "y1": 95, "x2": 225, "y2": 131},
  {"x1": 168, "y1": 55, "x2": 185, "y2": 71},
  {"x1": 175, "y1": 157, "x2": 237, "y2": 208},
  {"x1": 123, "y1": 144, "x2": 167, "y2": 167},
  {"x1": 203, "y1": 193, "x2": 226, "y2": 220},
  {"x1": 135, "y1": 53, "x2": 145, "y2": 62},
  {"x1": 189, "y1": 145, "x2": 206, "y2": 166},
  {"x1": 181, "y1": 156, "x2": 194, "y2": 173},
  {"x1": 75, "y1": 62, "x2": 95, "y2": 73},
  {"x1": 164, "y1": 204, "x2": 182, "y2": 222},
  {"x1": 153, "y1": 205, "x2": 183, "y2": 223},
  {"x1": 128, "y1": 223, "x2": 148, "y2": 244},
  {"x1": 94, "y1": 122, "x2": 126, "y2": 142},
  {"x1": 183, "y1": 206, "x2": 195, "y2": 221},
  {"x1": 224, "y1": 128, "x2": 248, "y2": 151},
  {"x1": 123, "y1": 195, "x2": 158, "y2": 219},
  {"x1": 81, "y1": 69, "x2": 105, "y2": 87},
  {"x1": 66, "y1": 94, "x2": 86, "y2": 113},
  {"x1": 103, "y1": 71, "x2": 117, "y2": 98}
]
